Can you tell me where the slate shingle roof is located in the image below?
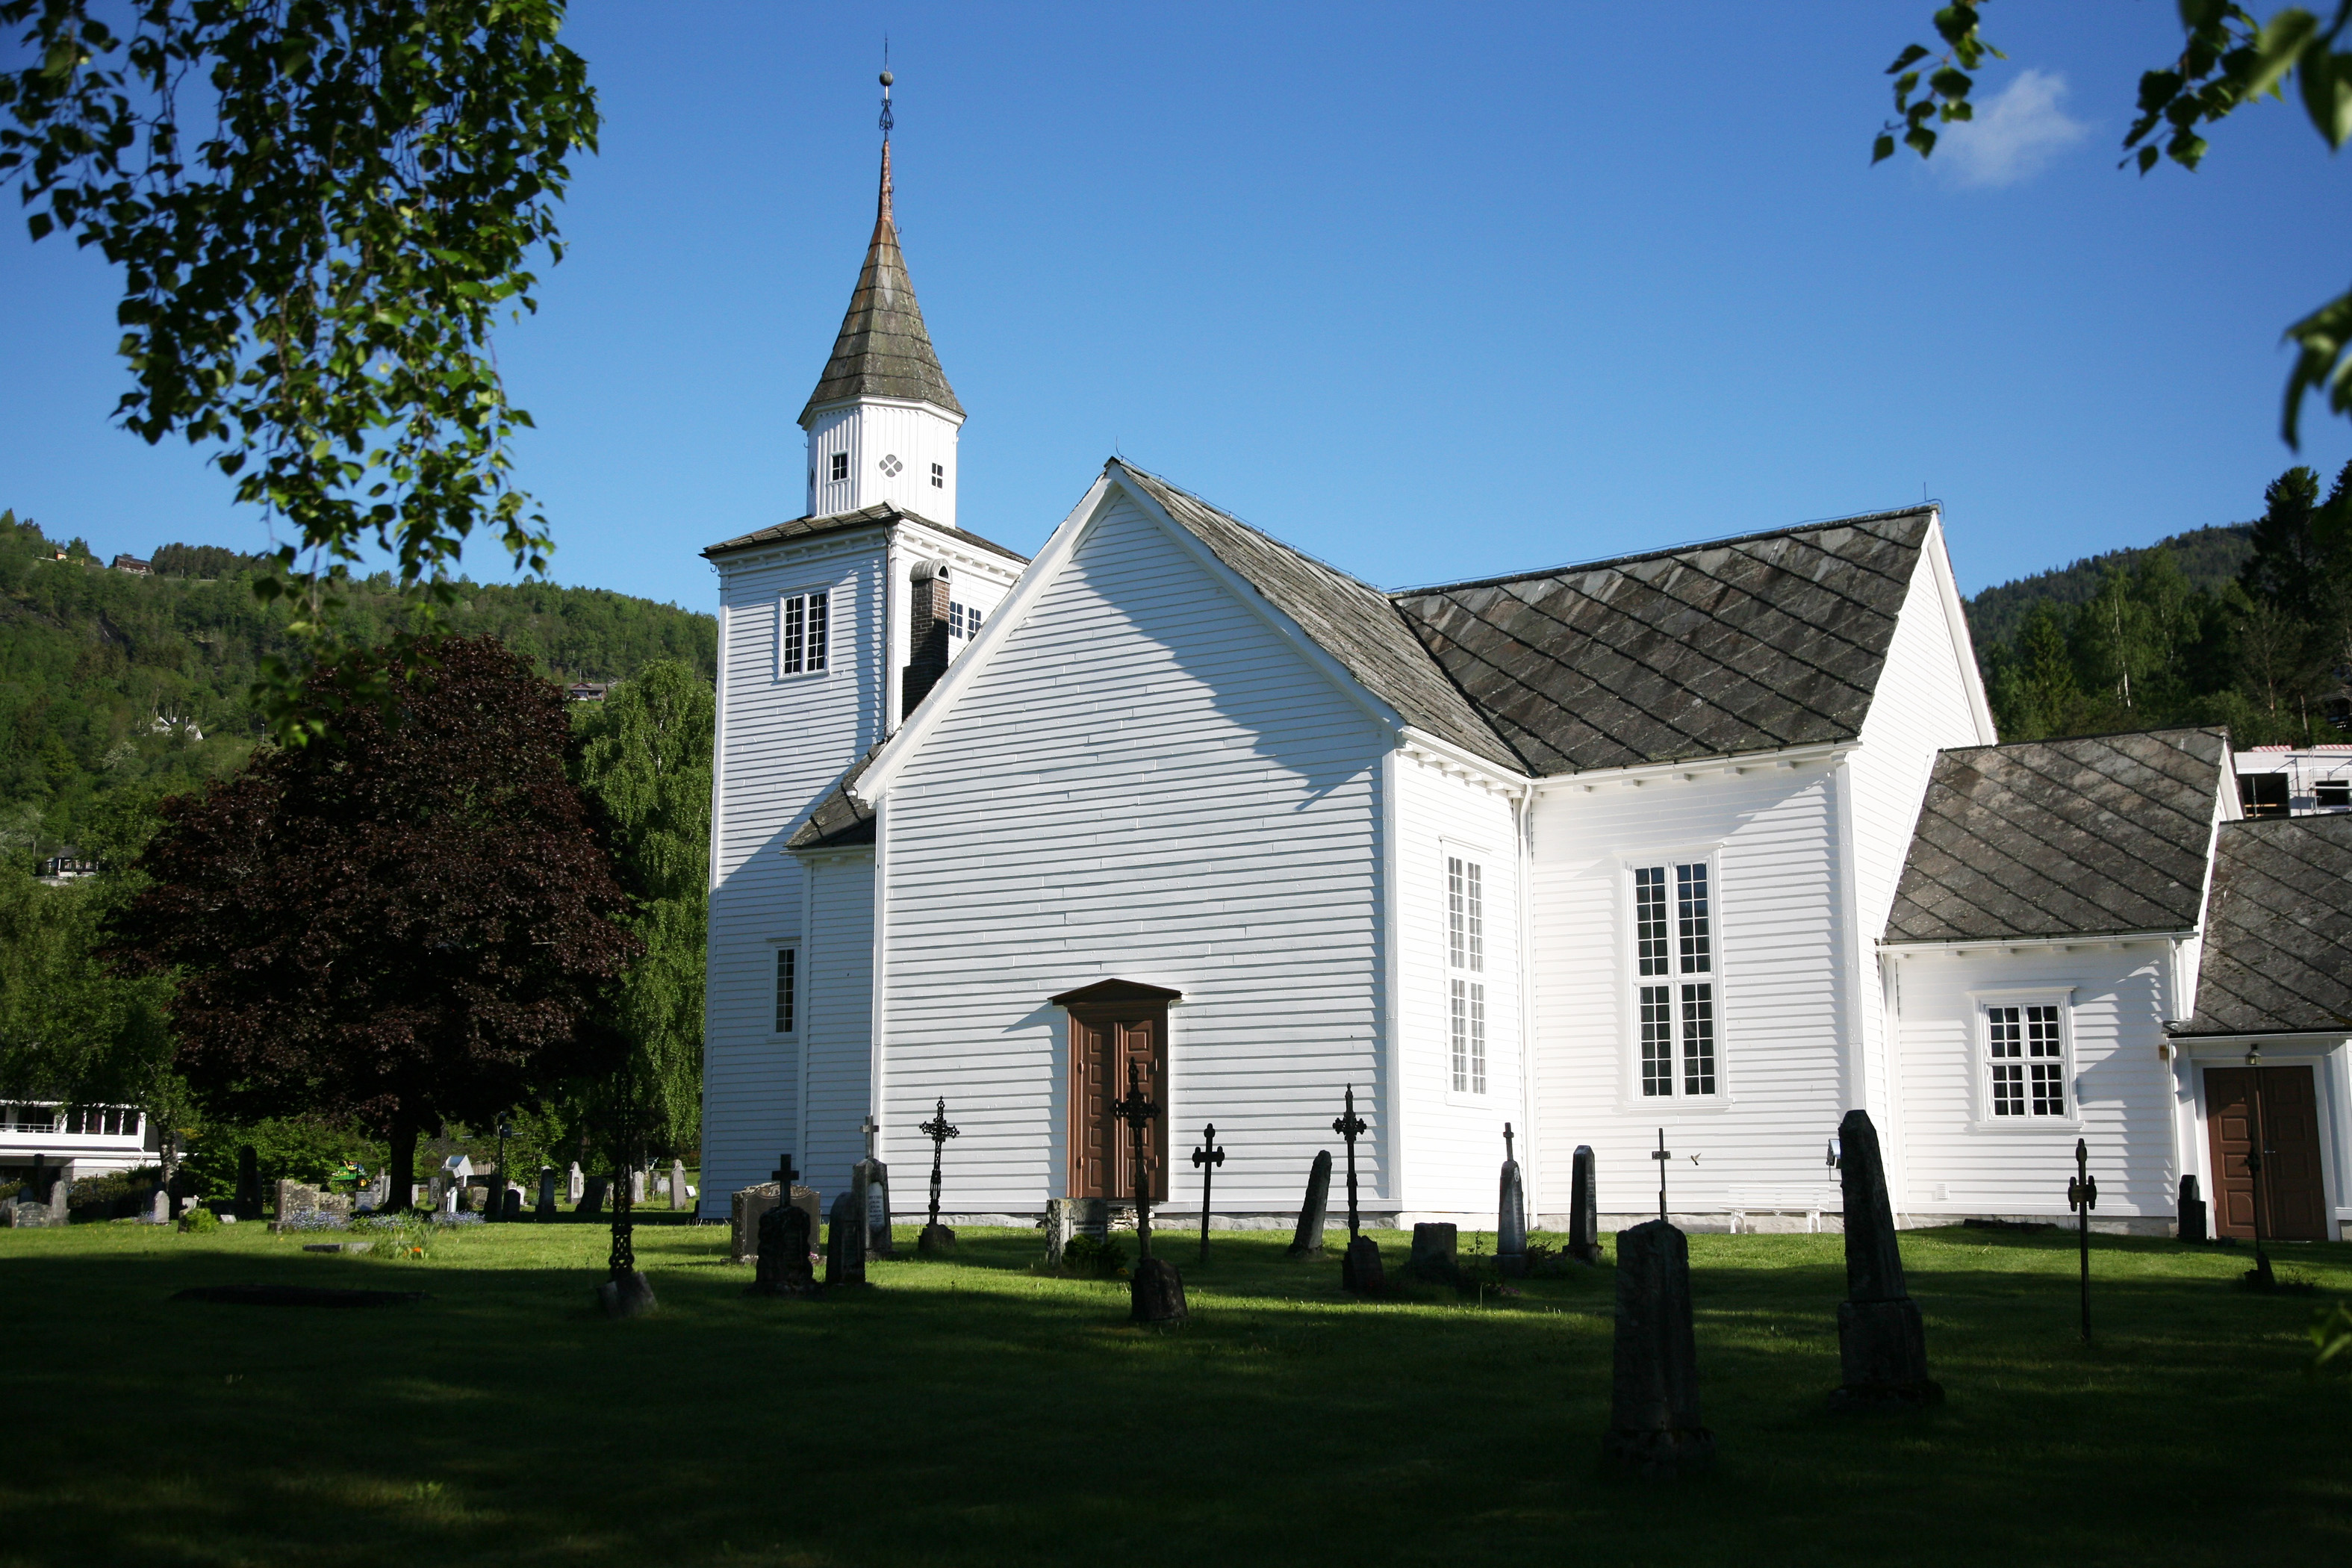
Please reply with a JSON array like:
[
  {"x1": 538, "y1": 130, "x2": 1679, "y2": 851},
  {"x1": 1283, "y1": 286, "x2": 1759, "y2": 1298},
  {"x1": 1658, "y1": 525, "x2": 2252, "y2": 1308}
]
[
  {"x1": 702, "y1": 502, "x2": 1025, "y2": 565},
  {"x1": 1388, "y1": 510, "x2": 1937, "y2": 774},
  {"x1": 787, "y1": 748, "x2": 879, "y2": 850},
  {"x1": 800, "y1": 146, "x2": 962, "y2": 422},
  {"x1": 2174, "y1": 815, "x2": 2352, "y2": 1036},
  {"x1": 1113, "y1": 464, "x2": 1524, "y2": 771},
  {"x1": 1883, "y1": 728, "x2": 2227, "y2": 943}
]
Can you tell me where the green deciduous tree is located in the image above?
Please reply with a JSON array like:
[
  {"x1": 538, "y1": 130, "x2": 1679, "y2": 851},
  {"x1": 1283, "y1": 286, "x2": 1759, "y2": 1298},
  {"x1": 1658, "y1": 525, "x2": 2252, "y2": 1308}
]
[
  {"x1": 0, "y1": 0, "x2": 600, "y2": 743},
  {"x1": 1876, "y1": 2, "x2": 2352, "y2": 450},
  {"x1": 571, "y1": 660, "x2": 713, "y2": 1160},
  {"x1": 108, "y1": 635, "x2": 639, "y2": 1208}
]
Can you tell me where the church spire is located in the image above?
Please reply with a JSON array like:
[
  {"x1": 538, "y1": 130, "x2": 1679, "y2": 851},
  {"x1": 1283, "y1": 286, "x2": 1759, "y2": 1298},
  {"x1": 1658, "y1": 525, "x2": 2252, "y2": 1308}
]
[{"x1": 797, "y1": 69, "x2": 962, "y2": 426}]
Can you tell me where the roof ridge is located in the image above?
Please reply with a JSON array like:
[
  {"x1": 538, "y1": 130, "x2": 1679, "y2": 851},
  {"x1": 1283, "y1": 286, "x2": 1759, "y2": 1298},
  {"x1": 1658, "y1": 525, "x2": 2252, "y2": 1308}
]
[
  {"x1": 1390, "y1": 505, "x2": 1938, "y2": 599},
  {"x1": 1937, "y1": 724, "x2": 2231, "y2": 758}
]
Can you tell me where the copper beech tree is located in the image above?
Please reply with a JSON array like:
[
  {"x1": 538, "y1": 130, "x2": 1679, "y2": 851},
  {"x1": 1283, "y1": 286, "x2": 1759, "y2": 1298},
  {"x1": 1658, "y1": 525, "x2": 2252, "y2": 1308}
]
[{"x1": 109, "y1": 637, "x2": 640, "y2": 1209}]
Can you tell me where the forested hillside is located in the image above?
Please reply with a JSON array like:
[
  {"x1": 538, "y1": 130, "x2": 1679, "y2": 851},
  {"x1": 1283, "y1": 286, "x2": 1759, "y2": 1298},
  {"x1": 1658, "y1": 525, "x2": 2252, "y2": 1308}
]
[
  {"x1": 1964, "y1": 465, "x2": 2352, "y2": 745},
  {"x1": 0, "y1": 511, "x2": 716, "y2": 864}
]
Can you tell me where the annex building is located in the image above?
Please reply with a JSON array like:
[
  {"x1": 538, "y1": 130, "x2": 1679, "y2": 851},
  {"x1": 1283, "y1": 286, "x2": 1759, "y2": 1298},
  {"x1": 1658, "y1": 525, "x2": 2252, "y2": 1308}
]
[{"x1": 698, "y1": 134, "x2": 2352, "y2": 1245}]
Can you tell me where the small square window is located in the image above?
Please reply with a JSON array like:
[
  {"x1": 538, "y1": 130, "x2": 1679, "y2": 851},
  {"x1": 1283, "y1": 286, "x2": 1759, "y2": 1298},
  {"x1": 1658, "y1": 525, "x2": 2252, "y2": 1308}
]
[
  {"x1": 829, "y1": 452, "x2": 848, "y2": 483},
  {"x1": 931, "y1": 462, "x2": 945, "y2": 488}
]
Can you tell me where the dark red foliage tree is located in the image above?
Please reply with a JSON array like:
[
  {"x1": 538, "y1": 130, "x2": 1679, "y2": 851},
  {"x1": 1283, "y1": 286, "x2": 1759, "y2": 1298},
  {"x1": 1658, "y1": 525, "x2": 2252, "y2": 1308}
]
[{"x1": 109, "y1": 636, "x2": 640, "y2": 1208}]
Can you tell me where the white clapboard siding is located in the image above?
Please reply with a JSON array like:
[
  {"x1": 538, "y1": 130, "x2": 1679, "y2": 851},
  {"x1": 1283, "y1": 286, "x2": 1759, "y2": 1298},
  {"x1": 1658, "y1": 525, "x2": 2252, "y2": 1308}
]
[
  {"x1": 700, "y1": 538, "x2": 887, "y2": 1215},
  {"x1": 867, "y1": 491, "x2": 1394, "y2": 1213},
  {"x1": 1393, "y1": 750, "x2": 1525, "y2": 1219},
  {"x1": 1891, "y1": 944, "x2": 2182, "y2": 1219},
  {"x1": 1527, "y1": 764, "x2": 1848, "y2": 1224},
  {"x1": 1844, "y1": 523, "x2": 1991, "y2": 1143},
  {"x1": 800, "y1": 851, "x2": 877, "y2": 1207}
]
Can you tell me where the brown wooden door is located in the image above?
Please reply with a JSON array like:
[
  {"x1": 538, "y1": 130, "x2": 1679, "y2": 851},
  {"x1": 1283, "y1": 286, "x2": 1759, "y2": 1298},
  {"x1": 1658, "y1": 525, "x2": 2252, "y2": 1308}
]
[
  {"x1": 1068, "y1": 1007, "x2": 1166, "y2": 1201},
  {"x1": 2206, "y1": 1065, "x2": 2329, "y2": 1242}
]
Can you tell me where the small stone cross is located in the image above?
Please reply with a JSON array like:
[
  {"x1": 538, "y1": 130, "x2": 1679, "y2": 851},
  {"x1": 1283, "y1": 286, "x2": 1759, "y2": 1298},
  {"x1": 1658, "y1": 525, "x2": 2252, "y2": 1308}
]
[
  {"x1": 1333, "y1": 1086, "x2": 1369, "y2": 1239},
  {"x1": 1651, "y1": 1127, "x2": 1673, "y2": 1223},
  {"x1": 1111, "y1": 1062, "x2": 1163, "y2": 1260},
  {"x1": 862, "y1": 1115, "x2": 880, "y2": 1163},
  {"x1": 1191, "y1": 1123, "x2": 1225, "y2": 1263},
  {"x1": 1503, "y1": 1121, "x2": 1515, "y2": 1164},
  {"x1": 918, "y1": 1098, "x2": 959, "y2": 1231},
  {"x1": 771, "y1": 1152, "x2": 798, "y2": 1190}
]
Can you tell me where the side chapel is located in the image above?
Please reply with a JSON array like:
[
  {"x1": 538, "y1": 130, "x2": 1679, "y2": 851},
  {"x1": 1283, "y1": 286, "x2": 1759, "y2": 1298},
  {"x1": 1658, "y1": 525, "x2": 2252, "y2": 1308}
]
[{"x1": 699, "y1": 119, "x2": 2352, "y2": 1242}]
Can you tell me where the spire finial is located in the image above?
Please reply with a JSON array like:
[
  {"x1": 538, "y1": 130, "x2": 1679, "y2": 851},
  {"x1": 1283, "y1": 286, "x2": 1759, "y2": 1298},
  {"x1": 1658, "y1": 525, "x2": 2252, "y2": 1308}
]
[{"x1": 877, "y1": 51, "x2": 895, "y2": 225}]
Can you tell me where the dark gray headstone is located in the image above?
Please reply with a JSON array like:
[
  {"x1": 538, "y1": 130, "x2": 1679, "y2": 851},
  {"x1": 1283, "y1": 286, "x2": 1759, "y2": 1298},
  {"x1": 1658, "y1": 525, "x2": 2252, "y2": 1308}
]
[
  {"x1": 1499, "y1": 1159, "x2": 1528, "y2": 1276},
  {"x1": 1601, "y1": 1219, "x2": 1714, "y2": 1476},
  {"x1": 1287, "y1": 1151, "x2": 1331, "y2": 1257},
  {"x1": 1406, "y1": 1222, "x2": 1458, "y2": 1284},
  {"x1": 2177, "y1": 1173, "x2": 2208, "y2": 1242},
  {"x1": 501, "y1": 1186, "x2": 523, "y2": 1222},
  {"x1": 1830, "y1": 1110, "x2": 1940, "y2": 1408},
  {"x1": 1340, "y1": 1233, "x2": 1384, "y2": 1295},
  {"x1": 1130, "y1": 1256, "x2": 1188, "y2": 1322},
  {"x1": 579, "y1": 1175, "x2": 608, "y2": 1216},
  {"x1": 537, "y1": 1168, "x2": 557, "y2": 1221},
  {"x1": 826, "y1": 1189, "x2": 868, "y2": 1287},
  {"x1": 918, "y1": 1222, "x2": 956, "y2": 1256},
  {"x1": 597, "y1": 1271, "x2": 657, "y2": 1319},
  {"x1": 236, "y1": 1145, "x2": 261, "y2": 1220},
  {"x1": 748, "y1": 1201, "x2": 818, "y2": 1296},
  {"x1": 1569, "y1": 1144, "x2": 1601, "y2": 1263}
]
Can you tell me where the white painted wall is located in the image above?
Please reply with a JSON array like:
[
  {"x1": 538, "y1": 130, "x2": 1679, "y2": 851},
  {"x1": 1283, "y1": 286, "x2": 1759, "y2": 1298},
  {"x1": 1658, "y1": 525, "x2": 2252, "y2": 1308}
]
[
  {"x1": 1890, "y1": 942, "x2": 2183, "y2": 1220},
  {"x1": 1526, "y1": 759, "x2": 1850, "y2": 1227},
  {"x1": 862, "y1": 490, "x2": 1397, "y2": 1216},
  {"x1": 1391, "y1": 748, "x2": 1525, "y2": 1220},
  {"x1": 700, "y1": 534, "x2": 889, "y2": 1216},
  {"x1": 798, "y1": 850, "x2": 877, "y2": 1204},
  {"x1": 805, "y1": 398, "x2": 962, "y2": 523}
]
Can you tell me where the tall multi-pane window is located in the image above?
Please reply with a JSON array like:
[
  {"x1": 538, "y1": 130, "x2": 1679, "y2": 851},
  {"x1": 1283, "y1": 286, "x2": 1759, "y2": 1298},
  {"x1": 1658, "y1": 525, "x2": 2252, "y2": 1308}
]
[
  {"x1": 774, "y1": 948, "x2": 797, "y2": 1036},
  {"x1": 1634, "y1": 862, "x2": 1716, "y2": 1097},
  {"x1": 1447, "y1": 855, "x2": 1486, "y2": 1094},
  {"x1": 1985, "y1": 1004, "x2": 2065, "y2": 1117},
  {"x1": 780, "y1": 591, "x2": 830, "y2": 676}
]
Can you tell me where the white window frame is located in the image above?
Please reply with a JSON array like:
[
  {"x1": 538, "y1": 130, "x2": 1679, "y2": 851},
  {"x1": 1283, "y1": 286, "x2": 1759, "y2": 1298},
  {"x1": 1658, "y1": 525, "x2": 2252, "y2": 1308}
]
[
  {"x1": 777, "y1": 588, "x2": 834, "y2": 679},
  {"x1": 771, "y1": 945, "x2": 799, "y2": 1038},
  {"x1": 1620, "y1": 850, "x2": 1726, "y2": 1107},
  {"x1": 1444, "y1": 850, "x2": 1489, "y2": 1098},
  {"x1": 1966, "y1": 987, "x2": 2079, "y2": 1130}
]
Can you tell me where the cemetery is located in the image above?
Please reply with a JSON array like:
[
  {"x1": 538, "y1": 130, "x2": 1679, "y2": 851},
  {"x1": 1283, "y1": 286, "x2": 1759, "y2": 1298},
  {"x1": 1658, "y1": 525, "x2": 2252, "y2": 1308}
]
[{"x1": 1, "y1": 1143, "x2": 2347, "y2": 1567}]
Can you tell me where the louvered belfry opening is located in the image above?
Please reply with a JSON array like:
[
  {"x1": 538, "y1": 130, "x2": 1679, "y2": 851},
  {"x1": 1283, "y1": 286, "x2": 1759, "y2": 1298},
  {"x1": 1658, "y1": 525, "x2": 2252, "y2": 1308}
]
[{"x1": 901, "y1": 560, "x2": 951, "y2": 716}]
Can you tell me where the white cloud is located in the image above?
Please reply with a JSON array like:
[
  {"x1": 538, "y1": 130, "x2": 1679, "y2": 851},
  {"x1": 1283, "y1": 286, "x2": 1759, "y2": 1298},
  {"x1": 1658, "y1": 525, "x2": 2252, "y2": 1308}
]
[{"x1": 1936, "y1": 69, "x2": 2091, "y2": 189}]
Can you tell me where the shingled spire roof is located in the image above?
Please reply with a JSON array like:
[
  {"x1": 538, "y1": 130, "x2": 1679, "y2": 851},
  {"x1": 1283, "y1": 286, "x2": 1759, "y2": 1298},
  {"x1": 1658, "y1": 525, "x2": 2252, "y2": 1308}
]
[{"x1": 798, "y1": 139, "x2": 963, "y2": 424}]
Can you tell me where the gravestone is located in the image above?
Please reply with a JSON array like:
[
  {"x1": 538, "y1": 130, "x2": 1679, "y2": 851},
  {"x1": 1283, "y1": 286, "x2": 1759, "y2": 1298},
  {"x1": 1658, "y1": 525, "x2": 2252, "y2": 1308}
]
[
  {"x1": 629, "y1": 1169, "x2": 646, "y2": 1205},
  {"x1": 427, "y1": 1175, "x2": 447, "y2": 1213},
  {"x1": 858, "y1": 1158, "x2": 894, "y2": 1259},
  {"x1": 567, "y1": 1162, "x2": 585, "y2": 1204},
  {"x1": 1042, "y1": 1198, "x2": 1074, "y2": 1266},
  {"x1": 275, "y1": 1179, "x2": 323, "y2": 1225},
  {"x1": 149, "y1": 1188, "x2": 170, "y2": 1225},
  {"x1": 46, "y1": 1159, "x2": 73, "y2": 1219},
  {"x1": 235, "y1": 1145, "x2": 261, "y2": 1221},
  {"x1": 439, "y1": 1185, "x2": 459, "y2": 1217},
  {"x1": 731, "y1": 1182, "x2": 821, "y2": 1263},
  {"x1": 1287, "y1": 1151, "x2": 1331, "y2": 1258},
  {"x1": 1829, "y1": 1109, "x2": 1941, "y2": 1410},
  {"x1": 1498, "y1": 1125, "x2": 1528, "y2": 1278},
  {"x1": 579, "y1": 1175, "x2": 609, "y2": 1216},
  {"x1": 670, "y1": 1159, "x2": 689, "y2": 1211},
  {"x1": 1405, "y1": 1222, "x2": 1459, "y2": 1284},
  {"x1": 502, "y1": 1186, "x2": 523, "y2": 1222},
  {"x1": 1131, "y1": 1256, "x2": 1189, "y2": 1322},
  {"x1": 597, "y1": 1270, "x2": 657, "y2": 1319},
  {"x1": 1568, "y1": 1144, "x2": 1602, "y2": 1263},
  {"x1": 747, "y1": 1198, "x2": 818, "y2": 1296},
  {"x1": 825, "y1": 1189, "x2": 868, "y2": 1288},
  {"x1": 1341, "y1": 1233, "x2": 1384, "y2": 1295},
  {"x1": 1602, "y1": 1219, "x2": 1714, "y2": 1476},
  {"x1": 538, "y1": 1168, "x2": 557, "y2": 1221},
  {"x1": 2177, "y1": 1173, "x2": 2208, "y2": 1242}
]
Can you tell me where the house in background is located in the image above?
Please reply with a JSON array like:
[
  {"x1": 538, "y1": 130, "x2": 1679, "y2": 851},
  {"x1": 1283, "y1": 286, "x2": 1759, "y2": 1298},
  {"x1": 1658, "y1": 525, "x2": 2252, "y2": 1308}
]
[
  {"x1": 2235, "y1": 744, "x2": 2352, "y2": 817},
  {"x1": 697, "y1": 132, "x2": 2352, "y2": 1241}
]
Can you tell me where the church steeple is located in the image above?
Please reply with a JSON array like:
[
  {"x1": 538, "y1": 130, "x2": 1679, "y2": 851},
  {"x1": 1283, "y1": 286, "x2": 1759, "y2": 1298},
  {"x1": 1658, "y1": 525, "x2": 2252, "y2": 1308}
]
[{"x1": 800, "y1": 70, "x2": 965, "y2": 524}]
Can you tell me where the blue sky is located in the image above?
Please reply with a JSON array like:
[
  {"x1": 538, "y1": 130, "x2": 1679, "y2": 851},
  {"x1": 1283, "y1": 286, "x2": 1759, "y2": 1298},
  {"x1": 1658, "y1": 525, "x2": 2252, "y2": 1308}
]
[{"x1": 4, "y1": 2, "x2": 2349, "y2": 614}]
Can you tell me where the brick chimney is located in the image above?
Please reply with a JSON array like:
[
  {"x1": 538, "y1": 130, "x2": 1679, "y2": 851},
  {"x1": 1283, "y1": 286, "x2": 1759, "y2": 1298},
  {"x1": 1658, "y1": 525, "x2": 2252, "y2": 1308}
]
[{"x1": 901, "y1": 560, "x2": 951, "y2": 717}]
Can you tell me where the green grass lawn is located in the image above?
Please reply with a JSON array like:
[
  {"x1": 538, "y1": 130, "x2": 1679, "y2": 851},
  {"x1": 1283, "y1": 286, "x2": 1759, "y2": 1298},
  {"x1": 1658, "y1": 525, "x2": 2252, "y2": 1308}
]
[{"x1": 1, "y1": 1216, "x2": 2345, "y2": 1567}]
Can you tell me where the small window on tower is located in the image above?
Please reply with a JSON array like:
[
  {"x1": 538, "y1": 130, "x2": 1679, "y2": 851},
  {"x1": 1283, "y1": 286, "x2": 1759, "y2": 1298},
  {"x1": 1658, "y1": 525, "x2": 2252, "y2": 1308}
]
[
  {"x1": 829, "y1": 452, "x2": 848, "y2": 482},
  {"x1": 931, "y1": 462, "x2": 945, "y2": 488},
  {"x1": 949, "y1": 602, "x2": 968, "y2": 638},
  {"x1": 879, "y1": 453, "x2": 903, "y2": 477}
]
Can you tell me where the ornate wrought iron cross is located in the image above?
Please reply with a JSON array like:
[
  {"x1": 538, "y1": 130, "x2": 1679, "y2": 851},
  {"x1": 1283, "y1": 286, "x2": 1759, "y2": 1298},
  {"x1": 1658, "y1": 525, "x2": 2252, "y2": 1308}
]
[
  {"x1": 1112, "y1": 1061, "x2": 1163, "y2": 1260},
  {"x1": 1333, "y1": 1086, "x2": 1368, "y2": 1239},
  {"x1": 2068, "y1": 1136, "x2": 2097, "y2": 1341},
  {"x1": 1191, "y1": 1123, "x2": 1225, "y2": 1263},
  {"x1": 1651, "y1": 1128, "x2": 1673, "y2": 1223},
  {"x1": 918, "y1": 1098, "x2": 959, "y2": 1231}
]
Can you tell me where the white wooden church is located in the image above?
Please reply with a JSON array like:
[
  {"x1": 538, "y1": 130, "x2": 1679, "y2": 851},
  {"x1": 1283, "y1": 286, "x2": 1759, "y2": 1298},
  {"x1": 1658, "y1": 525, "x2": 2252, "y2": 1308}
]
[{"x1": 699, "y1": 134, "x2": 2352, "y2": 1243}]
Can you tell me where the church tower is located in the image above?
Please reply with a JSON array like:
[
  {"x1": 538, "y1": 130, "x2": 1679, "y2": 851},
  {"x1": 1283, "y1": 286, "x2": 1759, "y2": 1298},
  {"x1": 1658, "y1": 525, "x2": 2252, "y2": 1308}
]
[{"x1": 800, "y1": 71, "x2": 965, "y2": 526}]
